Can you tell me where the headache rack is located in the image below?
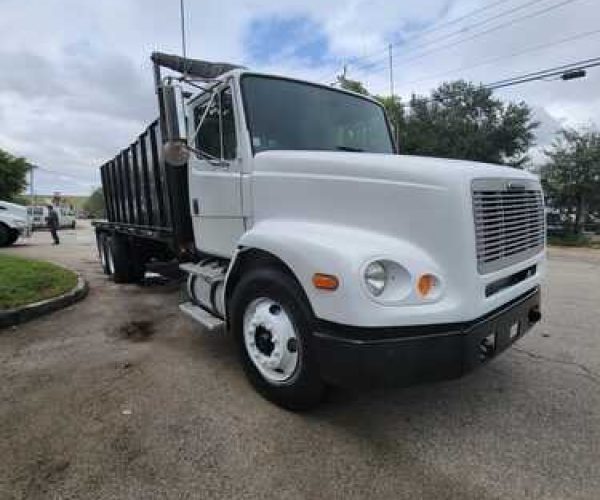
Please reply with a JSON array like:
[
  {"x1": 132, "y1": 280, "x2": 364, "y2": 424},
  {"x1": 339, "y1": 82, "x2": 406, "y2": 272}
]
[{"x1": 472, "y1": 178, "x2": 545, "y2": 274}]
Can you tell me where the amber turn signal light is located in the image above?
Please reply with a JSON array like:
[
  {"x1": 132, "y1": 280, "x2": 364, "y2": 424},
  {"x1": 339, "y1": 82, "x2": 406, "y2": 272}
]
[
  {"x1": 313, "y1": 273, "x2": 339, "y2": 291},
  {"x1": 417, "y1": 273, "x2": 437, "y2": 298}
]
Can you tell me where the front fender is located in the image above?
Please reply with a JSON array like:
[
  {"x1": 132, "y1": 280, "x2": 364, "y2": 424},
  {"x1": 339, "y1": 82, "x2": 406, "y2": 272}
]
[
  {"x1": 236, "y1": 220, "x2": 449, "y2": 327},
  {"x1": 0, "y1": 218, "x2": 20, "y2": 231}
]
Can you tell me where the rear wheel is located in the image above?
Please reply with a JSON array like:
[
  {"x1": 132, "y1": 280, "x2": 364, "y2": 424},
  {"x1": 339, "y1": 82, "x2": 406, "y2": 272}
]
[
  {"x1": 106, "y1": 234, "x2": 144, "y2": 284},
  {"x1": 230, "y1": 266, "x2": 325, "y2": 410},
  {"x1": 97, "y1": 232, "x2": 110, "y2": 275},
  {"x1": 108, "y1": 234, "x2": 133, "y2": 283}
]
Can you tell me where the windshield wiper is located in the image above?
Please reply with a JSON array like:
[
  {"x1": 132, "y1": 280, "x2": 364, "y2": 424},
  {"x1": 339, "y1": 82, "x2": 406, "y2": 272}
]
[{"x1": 336, "y1": 146, "x2": 364, "y2": 152}]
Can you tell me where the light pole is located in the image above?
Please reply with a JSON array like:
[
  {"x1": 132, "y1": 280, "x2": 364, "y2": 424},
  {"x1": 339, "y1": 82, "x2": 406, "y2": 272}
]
[{"x1": 27, "y1": 163, "x2": 38, "y2": 207}]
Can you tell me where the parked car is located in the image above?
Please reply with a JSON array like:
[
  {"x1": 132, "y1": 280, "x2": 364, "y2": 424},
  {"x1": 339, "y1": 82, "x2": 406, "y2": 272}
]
[
  {"x1": 546, "y1": 211, "x2": 568, "y2": 237},
  {"x1": 28, "y1": 206, "x2": 46, "y2": 229},
  {"x1": 0, "y1": 200, "x2": 31, "y2": 246}
]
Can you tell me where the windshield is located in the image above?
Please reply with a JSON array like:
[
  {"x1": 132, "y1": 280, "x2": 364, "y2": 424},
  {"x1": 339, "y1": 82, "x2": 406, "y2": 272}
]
[{"x1": 241, "y1": 75, "x2": 394, "y2": 154}]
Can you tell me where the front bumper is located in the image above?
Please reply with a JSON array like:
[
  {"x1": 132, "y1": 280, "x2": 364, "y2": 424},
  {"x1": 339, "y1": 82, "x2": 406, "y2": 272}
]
[{"x1": 313, "y1": 286, "x2": 541, "y2": 387}]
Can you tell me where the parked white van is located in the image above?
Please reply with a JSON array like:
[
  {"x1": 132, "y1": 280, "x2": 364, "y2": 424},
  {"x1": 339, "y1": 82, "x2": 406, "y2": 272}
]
[{"x1": 29, "y1": 205, "x2": 76, "y2": 229}]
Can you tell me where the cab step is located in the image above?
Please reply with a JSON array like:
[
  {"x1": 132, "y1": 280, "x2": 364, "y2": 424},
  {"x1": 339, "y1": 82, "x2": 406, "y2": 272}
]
[{"x1": 179, "y1": 301, "x2": 225, "y2": 332}]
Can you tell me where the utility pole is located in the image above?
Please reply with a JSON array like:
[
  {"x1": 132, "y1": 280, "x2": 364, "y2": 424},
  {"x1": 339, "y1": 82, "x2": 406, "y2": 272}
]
[
  {"x1": 28, "y1": 164, "x2": 36, "y2": 206},
  {"x1": 388, "y1": 43, "x2": 394, "y2": 97}
]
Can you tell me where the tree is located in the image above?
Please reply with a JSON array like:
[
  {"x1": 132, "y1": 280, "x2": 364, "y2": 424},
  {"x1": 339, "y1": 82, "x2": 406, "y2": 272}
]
[
  {"x1": 83, "y1": 187, "x2": 106, "y2": 218},
  {"x1": 340, "y1": 77, "x2": 538, "y2": 166},
  {"x1": 542, "y1": 128, "x2": 600, "y2": 234},
  {"x1": 0, "y1": 148, "x2": 29, "y2": 201},
  {"x1": 402, "y1": 81, "x2": 538, "y2": 166},
  {"x1": 336, "y1": 75, "x2": 369, "y2": 95},
  {"x1": 375, "y1": 95, "x2": 405, "y2": 151}
]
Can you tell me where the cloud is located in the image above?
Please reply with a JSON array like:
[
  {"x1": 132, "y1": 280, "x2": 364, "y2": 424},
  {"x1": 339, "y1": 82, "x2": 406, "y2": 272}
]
[{"x1": 0, "y1": 0, "x2": 599, "y2": 194}]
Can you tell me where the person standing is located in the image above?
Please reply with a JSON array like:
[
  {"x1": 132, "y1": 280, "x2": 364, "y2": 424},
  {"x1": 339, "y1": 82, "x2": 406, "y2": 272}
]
[{"x1": 46, "y1": 205, "x2": 60, "y2": 245}]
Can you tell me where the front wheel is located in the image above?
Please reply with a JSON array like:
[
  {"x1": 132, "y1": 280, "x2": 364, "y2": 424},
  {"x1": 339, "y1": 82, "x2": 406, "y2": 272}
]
[
  {"x1": 6, "y1": 230, "x2": 19, "y2": 246},
  {"x1": 230, "y1": 266, "x2": 325, "y2": 411},
  {"x1": 0, "y1": 225, "x2": 15, "y2": 247}
]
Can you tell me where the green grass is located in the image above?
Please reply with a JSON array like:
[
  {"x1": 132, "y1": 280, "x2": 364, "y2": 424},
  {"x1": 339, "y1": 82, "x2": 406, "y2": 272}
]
[
  {"x1": 0, "y1": 255, "x2": 78, "y2": 309},
  {"x1": 548, "y1": 234, "x2": 600, "y2": 249}
]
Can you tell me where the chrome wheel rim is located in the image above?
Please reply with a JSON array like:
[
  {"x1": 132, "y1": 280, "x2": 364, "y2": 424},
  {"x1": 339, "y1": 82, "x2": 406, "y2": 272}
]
[{"x1": 243, "y1": 297, "x2": 300, "y2": 384}]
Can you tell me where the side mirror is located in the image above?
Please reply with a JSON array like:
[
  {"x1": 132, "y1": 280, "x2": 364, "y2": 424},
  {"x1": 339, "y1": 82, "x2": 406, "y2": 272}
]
[{"x1": 161, "y1": 83, "x2": 190, "y2": 166}]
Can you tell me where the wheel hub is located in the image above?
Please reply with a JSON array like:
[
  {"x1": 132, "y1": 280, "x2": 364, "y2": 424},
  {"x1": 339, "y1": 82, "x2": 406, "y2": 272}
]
[
  {"x1": 254, "y1": 325, "x2": 275, "y2": 356},
  {"x1": 243, "y1": 297, "x2": 300, "y2": 383}
]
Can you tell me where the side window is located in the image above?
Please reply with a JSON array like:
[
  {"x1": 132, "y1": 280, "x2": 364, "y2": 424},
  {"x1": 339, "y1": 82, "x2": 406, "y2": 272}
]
[
  {"x1": 194, "y1": 95, "x2": 221, "y2": 159},
  {"x1": 193, "y1": 87, "x2": 237, "y2": 161},
  {"x1": 221, "y1": 88, "x2": 237, "y2": 160}
]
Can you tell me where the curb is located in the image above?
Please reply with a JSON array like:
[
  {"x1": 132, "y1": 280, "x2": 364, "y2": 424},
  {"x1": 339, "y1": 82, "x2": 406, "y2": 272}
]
[{"x1": 0, "y1": 274, "x2": 89, "y2": 329}]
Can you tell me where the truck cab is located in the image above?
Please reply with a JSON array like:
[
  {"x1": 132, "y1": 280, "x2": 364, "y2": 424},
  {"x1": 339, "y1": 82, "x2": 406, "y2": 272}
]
[{"x1": 95, "y1": 53, "x2": 545, "y2": 409}]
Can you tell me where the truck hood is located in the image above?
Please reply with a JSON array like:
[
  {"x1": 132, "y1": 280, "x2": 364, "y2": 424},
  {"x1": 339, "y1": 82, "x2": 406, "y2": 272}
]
[
  {"x1": 252, "y1": 150, "x2": 538, "y2": 189},
  {"x1": 249, "y1": 150, "x2": 544, "y2": 326},
  {"x1": 0, "y1": 200, "x2": 28, "y2": 222}
]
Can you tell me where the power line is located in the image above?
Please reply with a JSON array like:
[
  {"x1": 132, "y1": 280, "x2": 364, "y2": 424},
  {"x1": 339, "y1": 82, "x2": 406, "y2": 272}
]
[
  {"x1": 377, "y1": 0, "x2": 583, "y2": 76},
  {"x1": 323, "y1": 0, "x2": 584, "y2": 84},
  {"x1": 350, "y1": 0, "x2": 551, "y2": 73},
  {"x1": 314, "y1": 0, "x2": 513, "y2": 83},
  {"x1": 485, "y1": 57, "x2": 600, "y2": 90},
  {"x1": 342, "y1": 0, "x2": 509, "y2": 69},
  {"x1": 393, "y1": 56, "x2": 600, "y2": 107},
  {"x1": 396, "y1": 28, "x2": 600, "y2": 88}
]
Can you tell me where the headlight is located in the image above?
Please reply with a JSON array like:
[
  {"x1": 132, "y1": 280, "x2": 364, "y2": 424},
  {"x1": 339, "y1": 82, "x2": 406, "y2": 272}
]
[{"x1": 364, "y1": 261, "x2": 387, "y2": 296}]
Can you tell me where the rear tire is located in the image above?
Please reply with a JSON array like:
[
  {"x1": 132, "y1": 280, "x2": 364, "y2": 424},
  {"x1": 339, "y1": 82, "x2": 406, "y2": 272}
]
[
  {"x1": 107, "y1": 234, "x2": 135, "y2": 283},
  {"x1": 97, "y1": 232, "x2": 110, "y2": 275},
  {"x1": 230, "y1": 266, "x2": 325, "y2": 411}
]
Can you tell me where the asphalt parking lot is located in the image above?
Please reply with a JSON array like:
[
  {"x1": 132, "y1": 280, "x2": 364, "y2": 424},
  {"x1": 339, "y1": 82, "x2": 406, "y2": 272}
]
[{"x1": 1, "y1": 222, "x2": 599, "y2": 499}]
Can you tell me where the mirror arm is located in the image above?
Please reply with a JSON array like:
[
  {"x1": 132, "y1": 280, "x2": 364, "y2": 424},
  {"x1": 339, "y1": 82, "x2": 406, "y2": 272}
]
[
  {"x1": 189, "y1": 90, "x2": 218, "y2": 145},
  {"x1": 189, "y1": 146, "x2": 229, "y2": 168}
]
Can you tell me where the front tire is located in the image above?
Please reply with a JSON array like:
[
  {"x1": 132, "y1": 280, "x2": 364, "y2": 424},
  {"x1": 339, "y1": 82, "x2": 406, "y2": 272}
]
[
  {"x1": 230, "y1": 266, "x2": 325, "y2": 411},
  {"x1": 0, "y1": 224, "x2": 15, "y2": 247},
  {"x1": 6, "y1": 230, "x2": 19, "y2": 246}
]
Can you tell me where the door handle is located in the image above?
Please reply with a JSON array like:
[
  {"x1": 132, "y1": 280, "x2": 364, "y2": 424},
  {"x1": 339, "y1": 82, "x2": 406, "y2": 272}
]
[{"x1": 192, "y1": 199, "x2": 199, "y2": 215}]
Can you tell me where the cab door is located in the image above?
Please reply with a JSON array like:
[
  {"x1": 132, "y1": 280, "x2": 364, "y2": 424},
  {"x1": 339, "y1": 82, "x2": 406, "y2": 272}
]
[{"x1": 187, "y1": 85, "x2": 244, "y2": 257}]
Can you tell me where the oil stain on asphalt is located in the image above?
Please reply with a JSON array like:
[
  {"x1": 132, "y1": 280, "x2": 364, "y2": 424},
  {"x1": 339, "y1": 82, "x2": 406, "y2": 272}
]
[{"x1": 118, "y1": 320, "x2": 155, "y2": 342}]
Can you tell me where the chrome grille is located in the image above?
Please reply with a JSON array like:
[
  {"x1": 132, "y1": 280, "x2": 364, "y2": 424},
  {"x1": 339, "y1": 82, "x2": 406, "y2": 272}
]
[{"x1": 472, "y1": 179, "x2": 544, "y2": 274}]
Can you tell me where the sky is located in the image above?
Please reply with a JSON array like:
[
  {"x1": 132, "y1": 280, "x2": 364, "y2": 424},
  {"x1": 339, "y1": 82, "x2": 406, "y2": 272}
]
[{"x1": 0, "y1": 0, "x2": 599, "y2": 195}]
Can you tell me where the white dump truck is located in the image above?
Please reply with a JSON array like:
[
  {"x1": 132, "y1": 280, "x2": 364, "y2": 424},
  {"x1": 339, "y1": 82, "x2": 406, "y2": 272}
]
[{"x1": 94, "y1": 53, "x2": 545, "y2": 409}]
